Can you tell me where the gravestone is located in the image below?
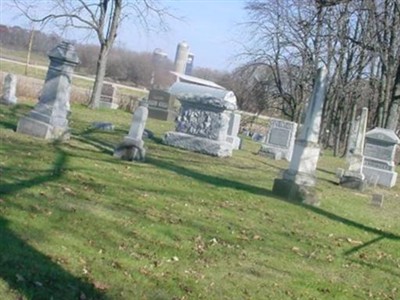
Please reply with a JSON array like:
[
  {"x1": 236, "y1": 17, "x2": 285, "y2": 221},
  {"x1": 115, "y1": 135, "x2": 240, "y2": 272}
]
[
  {"x1": 91, "y1": 122, "x2": 114, "y2": 131},
  {"x1": 371, "y1": 194, "x2": 384, "y2": 208},
  {"x1": 114, "y1": 100, "x2": 148, "y2": 161},
  {"x1": 226, "y1": 112, "x2": 241, "y2": 150},
  {"x1": 361, "y1": 127, "x2": 399, "y2": 188},
  {"x1": 147, "y1": 89, "x2": 176, "y2": 121},
  {"x1": 98, "y1": 83, "x2": 118, "y2": 109},
  {"x1": 163, "y1": 82, "x2": 237, "y2": 157},
  {"x1": 258, "y1": 118, "x2": 297, "y2": 161},
  {"x1": 340, "y1": 107, "x2": 368, "y2": 190},
  {"x1": 1, "y1": 73, "x2": 17, "y2": 105},
  {"x1": 273, "y1": 67, "x2": 328, "y2": 204},
  {"x1": 17, "y1": 41, "x2": 79, "y2": 140}
]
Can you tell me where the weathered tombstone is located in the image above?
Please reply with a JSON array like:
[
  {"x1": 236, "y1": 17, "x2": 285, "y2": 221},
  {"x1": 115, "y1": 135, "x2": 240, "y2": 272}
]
[
  {"x1": 98, "y1": 83, "x2": 118, "y2": 109},
  {"x1": 371, "y1": 194, "x2": 384, "y2": 208},
  {"x1": 1, "y1": 73, "x2": 18, "y2": 105},
  {"x1": 147, "y1": 89, "x2": 176, "y2": 121},
  {"x1": 362, "y1": 127, "x2": 399, "y2": 188},
  {"x1": 226, "y1": 112, "x2": 241, "y2": 150},
  {"x1": 340, "y1": 107, "x2": 368, "y2": 190},
  {"x1": 91, "y1": 121, "x2": 114, "y2": 131},
  {"x1": 114, "y1": 100, "x2": 148, "y2": 161},
  {"x1": 272, "y1": 67, "x2": 328, "y2": 204},
  {"x1": 258, "y1": 118, "x2": 298, "y2": 161},
  {"x1": 163, "y1": 82, "x2": 237, "y2": 157},
  {"x1": 17, "y1": 41, "x2": 79, "y2": 140}
]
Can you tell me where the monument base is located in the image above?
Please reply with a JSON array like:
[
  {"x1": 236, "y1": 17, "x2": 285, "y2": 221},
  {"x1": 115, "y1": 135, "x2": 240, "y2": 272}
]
[
  {"x1": 272, "y1": 178, "x2": 320, "y2": 206},
  {"x1": 226, "y1": 136, "x2": 241, "y2": 150},
  {"x1": 339, "y1": 174, "x2": 367, "y2": 191},
  {"x1": 258, "y1": 144, "x2": 291, "y2": 161},
  {"x1": 148, "y1": 107, "x2": 177, "y2": 121},
  {"x1": 282, "y1": 168, "x2": 317, "y2": 187},
  {"x1": 363, "y1": 167, "x2": 398, "y2": 188},
  {"x1": 163, "y1": 131, "x2": 233, "y2": 157},
  {"x1": 99, "y1": 101, "x2": 119, "y2": 109},
  {"x1": 17, "y1": 116, "x2": 69, "y2": 140}
]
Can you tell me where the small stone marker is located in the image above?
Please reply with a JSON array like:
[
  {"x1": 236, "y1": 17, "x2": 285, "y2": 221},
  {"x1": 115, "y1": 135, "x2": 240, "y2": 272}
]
[
  {"x1": 371, "y1": 194, "x2": 384, "y2": 207},
  {"x1": 226, "y1": 112, "x2": 241, "y2": 150},
  {"x1": 91, "y1": 122, "x2": 114, "y2": 131},
  {"x1": 98, "y1": 83, "x2": 118, "y2": 109},
  {"x1": 259, "y1": 118, "x2": 298, "y2": 161},
  {"x1": 1, "y1": 73, "x2": 18, "y2": 105},
  {"x1": 362, "y1": 128, "x2": 399, "y2": 188},
  {"x1": 114, "y1": 100, "x2": 148, "y2": 161},
  {"x1": 17, "y1": 41, "x2": 80, "y2": 140},
  {"x1": 273, "y1": 66, "x2": 328, "y2": 204},
  {"x1": 164, "y1": 82, "x2": 236, "y2": 157}
]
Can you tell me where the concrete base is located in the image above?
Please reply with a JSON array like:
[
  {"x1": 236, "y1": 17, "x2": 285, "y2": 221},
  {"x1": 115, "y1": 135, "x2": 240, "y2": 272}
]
[
  {"x1": 113, "y1": 137, "x2": 145, "y2": 161},
  {"x1": 163, "y1": 131, "x2": 233, "y2": 157},
  {"x1": 226, "y1": 136, "x2": 241, "y2": 150},
  {"x1": 258, "y1": 144, "x2": 291, "y2": 161},
  {"x1": 99, "y1": 101, "x2": 119, "y2": 109},
  {"x1": 282, "y1": 169, "x2": 317, "y2": 187},
  {"x1": 148, "y1": 107, "x2": 177, "y2": 121},
  {"x1": 363, "y1": 167, "x2": 397, "y2": 188},
  {"x1": 272, "y1": 178, "x2": 320, "y2": 206},
  {"x1": 339, "y1": 175, "x2": 367, "y2": 191},
  {"x1": 17, "y1": 116, "x2": 69, "y2": 140}
]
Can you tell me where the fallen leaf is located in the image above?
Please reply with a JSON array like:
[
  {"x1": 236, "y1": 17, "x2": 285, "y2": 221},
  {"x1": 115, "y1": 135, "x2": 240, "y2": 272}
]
[
  {"x1": 16, "y1": 274, "x2": 25, "y2": 282},
  {"x1": 94, "y1": 281, "x2": 109, "y2": 291}
]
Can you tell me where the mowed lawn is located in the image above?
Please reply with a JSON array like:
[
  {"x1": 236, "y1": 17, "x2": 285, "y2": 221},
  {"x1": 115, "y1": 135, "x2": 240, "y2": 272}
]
[{"x1": 0, "y1": 100, "x2": 399, "y2": 300}]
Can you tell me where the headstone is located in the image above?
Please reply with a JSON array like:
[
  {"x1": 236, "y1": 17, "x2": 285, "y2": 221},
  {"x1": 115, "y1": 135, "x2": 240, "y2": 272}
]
[
  {"x1": 226, "y1": 112, "x2": 241, "y2": 150},
  {"x1": 272, "y1": 67, "x2": 328, "y2": 203},
  {"x1": 1, "y1": 73, "x2": 17, "y2": 105},
  {"x1": 371, "y1": 194, "x2": 384, "y2": 207},
  {"x1": 114, "y1": 100, "x2": 148, "y2": 161},
  {"x1": 91, "y1": 122, "x2": 114, "y2": 131},
  {"x1": 361, "y1": 127, "x2": 399, "y2": 188},
  {"x1": 98, "y1": 83, "x2": 118, "y2": 109},
  {"x1": 258, "y1": 118, "x2": 298, "y2": 161},
  {"x1": 147, "y1": 89, "x2": 177, "y2": 121},
  {"x1": 17, "y1": 41, "x2": 79, "y2": 140},
  {"x1": 163, "y1": 82, "x2": 237, "y2": 157},
  {"x1": 340, "y1": 108, "x2": 368, "y2": 190}
]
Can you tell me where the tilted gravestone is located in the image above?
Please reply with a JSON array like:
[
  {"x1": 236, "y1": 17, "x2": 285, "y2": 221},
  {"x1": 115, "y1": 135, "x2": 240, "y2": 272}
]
[
  {"x1": 226, "y1": 112, "x2": 241, "y2": 150},
  {"x1": 17, "y1": 41, "x2": 79, "y2": 140},
  {"x1": 258, "y1": 118, "x2": 297, "y2": 161},
  {"x1": 340, "y1": 107, "x2": 368, "y2": 190},
  {"x1": 361, "y1": 127, "x2": 399, "y2": 188},
  {"x1": 163, "y1": 82, "x2": 237, "y2": 157},
  {"x1": 114, "y1": 100, "x2": 148, "y2": 161},
  {"x1": 273, "y1": 67, "x2": 328, "y2": 204},
  {"x1": 1, "y1": 73, "x2": 18, "y2": 105},
  {"x1": 98, "y1": 83, "x2": 118, "y2": 109},
  {"x1": 147, "y1": 89, "x2": 176, "y2": 121}
]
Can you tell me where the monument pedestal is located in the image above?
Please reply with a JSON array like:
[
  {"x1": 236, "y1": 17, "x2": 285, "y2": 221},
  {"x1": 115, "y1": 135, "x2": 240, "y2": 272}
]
[
  {"x1": 164, "y1": 131, "x2": 233, "y2": 157},
  {"x1": 272, "y1": 178, "x2": 319, "y2": 205},
  {"x1": 17, "y1": 115, "x2": 69, "y2": 140}
]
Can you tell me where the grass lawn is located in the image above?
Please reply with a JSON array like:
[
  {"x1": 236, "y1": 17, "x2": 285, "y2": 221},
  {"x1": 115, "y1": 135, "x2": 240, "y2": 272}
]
[{"x1": 0, "y1": 100, "x2": 399, "y2": 300}]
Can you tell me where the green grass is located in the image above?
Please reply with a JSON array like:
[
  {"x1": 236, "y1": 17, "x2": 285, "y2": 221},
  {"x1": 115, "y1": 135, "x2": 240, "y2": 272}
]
[{"x1": 0, "y1": 100, "x2": 399, "y2": 300}]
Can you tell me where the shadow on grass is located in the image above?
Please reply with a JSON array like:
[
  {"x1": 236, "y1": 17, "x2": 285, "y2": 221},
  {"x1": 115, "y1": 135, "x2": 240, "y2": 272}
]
[{"x1": 0, "y1": 142, "x2": 107, "y2": 299}]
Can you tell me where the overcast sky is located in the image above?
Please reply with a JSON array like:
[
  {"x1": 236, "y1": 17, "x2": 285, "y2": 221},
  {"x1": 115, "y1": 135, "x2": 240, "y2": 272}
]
[{"x1": 0, "y1": 0, "x2": 249, "y2": 71}]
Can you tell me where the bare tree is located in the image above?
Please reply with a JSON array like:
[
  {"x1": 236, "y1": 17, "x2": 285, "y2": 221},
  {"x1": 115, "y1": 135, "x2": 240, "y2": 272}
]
[{"x1": 13, "y1": 0, "x2": 171, "y2": 108}]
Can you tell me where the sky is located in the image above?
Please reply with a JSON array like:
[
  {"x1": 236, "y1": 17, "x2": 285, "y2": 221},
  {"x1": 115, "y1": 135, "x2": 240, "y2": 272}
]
[{"x1": 0, "y1": 0, "x2": 249, "y2": 71}]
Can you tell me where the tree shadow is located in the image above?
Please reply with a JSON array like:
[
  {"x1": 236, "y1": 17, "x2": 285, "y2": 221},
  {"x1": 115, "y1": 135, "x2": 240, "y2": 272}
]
[{"x1": 0, "y1": 142, "x2": 107, "y2": 299}]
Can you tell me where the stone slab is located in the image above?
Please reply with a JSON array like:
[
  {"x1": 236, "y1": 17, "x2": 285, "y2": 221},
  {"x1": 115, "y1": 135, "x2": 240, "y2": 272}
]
[
  {"x1": 17, "y1": 116, "x2": 69, "y2": 140},
  {"x1": 363, "y1": 166, "x2": 397, "y2": 188},
  {"x1": 339, "y1": 175, "x2": 366, "y2": 191},
  {"x1": 272, "y1": 178, "x2": 320, "y2": 206},
  {"x1": 163, "y1": 131, "x2": 233, "y2": 157},
  {"x1": 148, "y1": 107, "x2": 176, "y2": 121}
]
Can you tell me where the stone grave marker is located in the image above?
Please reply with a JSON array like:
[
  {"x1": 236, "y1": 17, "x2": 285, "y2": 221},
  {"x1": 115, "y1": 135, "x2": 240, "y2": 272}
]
[
  {"x1": 164, "y1": 82, "x2": 237, "y2": 157},
  {"x1": 258, "y1": 118, "x2": 297, "y2": 161},
  {"x1": 273, "y1": 66, "x2": 328, "y2": 204},
  {"x1": 226, "y1": 112, "x2": 241, "y2": 150},
  {"x1": 98, "y1": 83, "x2": 118, "y2": 109},
  {"x1": 147, "y1": 89, "x2": 176, "y2": 121},
  {"x1": 1, "y1": 73, "x2": 17, "y2": 105},
  {"x1": 362, "y1": 127, "x2": 399, "y2": 188},
  {"x1": 17, "y1": 41, "x2": 79, "y2": 140},
  {"x1": 371, "y1": 194, "x2": 384, "y2": 207},
  {"x1": 114, "y1": 100, "x2": 148, "y2": 161}
]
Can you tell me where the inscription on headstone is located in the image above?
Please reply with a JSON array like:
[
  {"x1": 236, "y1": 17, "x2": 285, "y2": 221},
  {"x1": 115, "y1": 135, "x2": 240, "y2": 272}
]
[{"x1": 99, "y1": 83, "x2": 118, "y2": 109}]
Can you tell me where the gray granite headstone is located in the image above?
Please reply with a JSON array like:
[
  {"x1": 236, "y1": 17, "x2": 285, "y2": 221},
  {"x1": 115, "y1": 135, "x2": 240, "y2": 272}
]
[
  {"x1": 258, "y1": 118, "x2": 298, "y2": 161},
  {"x1": 17, "y1": 41, "x2": 80, "y2": 140},
  {"x1": 361, "y1": 127, "x2": 399, "y2": 188},
  {"x1": 147, "y1": 89, "x2": 176, "y2": 121},
  {"x1": 273, "y1": 67, "x2": 328, "y2": 204},
  {"x1": 1, "y1": 73, "x2": 18, "y2": 105},
  {"x1": 226, "y1": 112, "x2": 241, "y2": 150},
  {"x1": 98, "y1": 83, "x2": 118, "y2": 109},
  {"x1": 114, "y1": 100, "x2": 149, "y2": 161},
  {"x1": 163, "y1": 82, "x2": 237, "y2": 157}
]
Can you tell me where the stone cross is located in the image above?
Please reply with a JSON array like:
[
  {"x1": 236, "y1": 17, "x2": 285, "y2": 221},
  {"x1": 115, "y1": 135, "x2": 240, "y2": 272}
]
[
  {"x1": 340, "y1": 107, "x2": 368, "y2": 190},
  {"x1": 17, "y1": 41, "x2": 80, "y2": 140},
  {"x1": 273, "y1": 66, "x2": 328, "y2": 203},
  {"x1": 114, "y1": 100, "x2": 149, "y2": 161},
  {"x1": 1, "y1": 73, "x2": 18, "y2": 105}
]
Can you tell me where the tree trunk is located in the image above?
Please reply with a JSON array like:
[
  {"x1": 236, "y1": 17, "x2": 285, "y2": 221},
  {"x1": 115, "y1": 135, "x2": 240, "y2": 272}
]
[
  {"x1": 386, "y1": 62, "x2": 400, "y2": 130},
  {"x1": 88, "y1": 44, "x2": 109, "y2": 108}
]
